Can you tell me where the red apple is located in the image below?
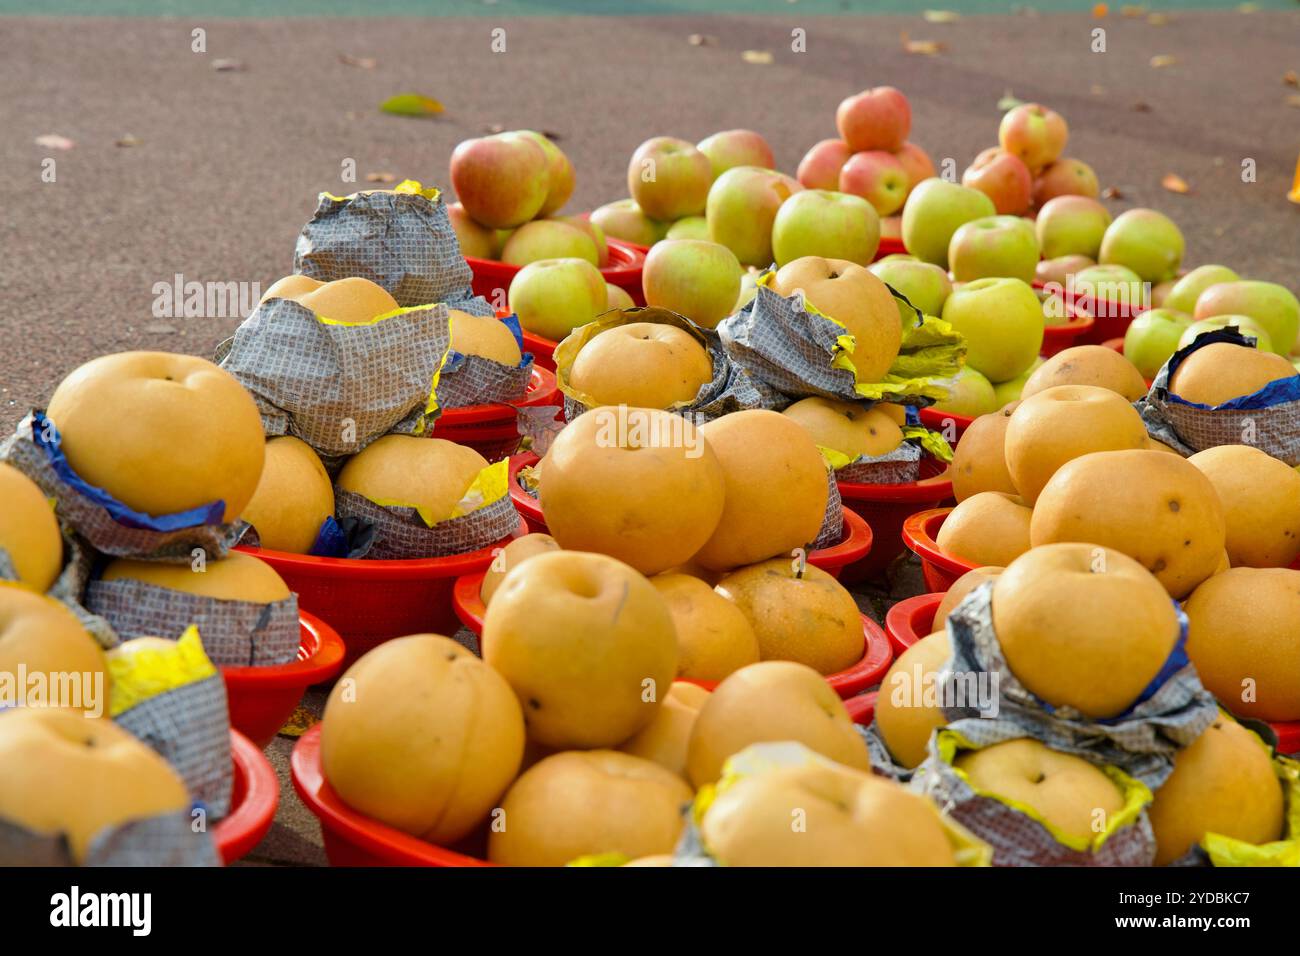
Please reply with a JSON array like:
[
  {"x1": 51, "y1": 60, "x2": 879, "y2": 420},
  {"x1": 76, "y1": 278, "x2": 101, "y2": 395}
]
[
  {"x1": 797, "y1": 139, "x2": 852, "y2": 191},
  {"x1": 697, "y1": 130, "x2": 775, "y2": 180},
  {"x1": 450, "y1": 134, "x2": 551, "y2": 229},
  {"x1": 627, "y1": 137, "x2": 713, "y2": 222},
  {"x1": 504, "y1": 131, "x2": 575, "y2": 218},
  {"x1": 893, "y1": 142, "x2": 936, "y2": 195},
  {"x1": 839, "y1": 151, "x2": 909, "y2": 217},
  {"x1": 1033, "y1": 157, "x2": 1100, "y2": 205},
  {"x1": 998, "y1": 104, "x2": 1068, "y2": 175},
  {"x1": 836, "y1": 87, "x2": 911, "y2": 154},
  {"x1": 961, "y1": 147, "x2": 1033, "y2": 216}
]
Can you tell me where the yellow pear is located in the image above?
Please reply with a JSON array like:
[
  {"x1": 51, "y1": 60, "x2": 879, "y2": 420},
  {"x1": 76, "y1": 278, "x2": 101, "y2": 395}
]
[
  {"x1": 568, "y1": 323, "x2": 713, "y2": 409},
  {"x1": 650, "y1": 573, "x2": 759, "y2": 682},
  {"x1": 618, "y1": 681, "x2": 711, "y2": 779},
  {"x1": 337, "y1": 435, "x2": 489, "y2": 524},
  {"x1": 296, "y1": 276, "x2": 400, "y2": 323},
  {"x1": 1187, "y1": 445, "x2": 1300, "y2": 568},
  {"x1": 781, "y1": 397, "x2": 903, "y2": 459},
  {"x1": 0, "y1": 584, "x2": 108, "y2": 713},
  {"x1": 936, "y1": 492, "x2": 1032, "y2": 567},
  {"x1": 240, "y1": 436, "x2": 334, "y2": 554},
  {"x1": 0, "y1": 463, "x2": 63, "y2": 592},
  {"x1": 935, "y1": 566, "x2": 1005, "y2": 621},
  {"x1": 449, "y1": 309, "x2": 522, "y2": 366},
  {"x1": 1170, "y1": 343, "x2": 1297, "y2": 406},
  {"x1": 260, "y1": 274, "x2": 323, "y2": 303},
  {"x1": 951, "y1": 403, "x2": 1019, "y2": 502},
  {"x1": 1020, "y1": 345, "x2": 1147, "y2": 401},
  {"x1": 102, "y1": 551, "x2": 290, "y2": 604},
  {"x1": 875, "y1": 630, "x2": 951, "y2": 769},
  {"x1": 481, "y1": 533, "x2": 561, "y2": 606}
]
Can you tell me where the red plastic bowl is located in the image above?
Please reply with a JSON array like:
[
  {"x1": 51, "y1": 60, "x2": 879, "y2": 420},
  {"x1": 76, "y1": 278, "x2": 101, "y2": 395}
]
[
  {"x1": 874, "y1": 236, "x2": 906, "y2": 261},
  {"x1": 466, "y1": 238, "x2": 646, "y2": 308},
  {"x1": 1271, "y1": 721, "x2": 1300, "y2": 757},
  {"x1": 432, "y1": 366, "x2": 560, "y2": 462},
  {"x1": 918, "y1": 406, "x2": 974, "y2": 445},
  {"x1": 901, "y1": 507, "x2": 978, "y2": 592},
  {"x1": 1039, "y1": 312, "x2": 1096, "y2": 358},
  {"x1": 884, "y1": 592, "x2": 942, "y2": 657},
  {"x1": 507, "y1": 452, "x2": 547, "y2": 533},
  {"x1": 291, "y1": 724, "x2": 492, "y2": 867},
  {"x1": 836, "y1": 458, "x2": 954, "y2": 581},
  {"x1": 521, "y1": 330, "x2": 559, "y2": 372},
  {"x1": 845, "y1": 691, "x2": 878, "y2": 725},
  {"x1": 222, "y1": 612, "x2": 346, "y2": 749},
  {"x1": 1033, "y1": 280, "x2": 1147, "y2": 346},
  {"x1": 213, "y1": 729, "x2": 279, "y2": 865},
  {"x1": 237, "y1": 516, "x2": 527, "y2": 670}
]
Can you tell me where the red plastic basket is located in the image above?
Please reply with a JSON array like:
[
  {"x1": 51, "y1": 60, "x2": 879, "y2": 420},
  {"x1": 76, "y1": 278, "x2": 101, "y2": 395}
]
[
  {"x1": 1271, "y1": 720, "x2": 1300, "y2": 757},
  {"x1": 836, "y1": 458, "x2": 954, "y2": 582},
  {"x1": 222, "y1": 612, "x2": 346, "y2": 749},
  {"x1": 507, "y1": 452, "x2": 547, "y2": 533},
  {"x1": 291, "y1": 724, "x2": 492, "y2": 867},
  {"x1": 431, "y1": 366, "x2": 560, "y2": 462},
  {"x1": 873, "y1": 236, "x2": 906, "y2": 261},
  {"x1": 845, "y1": 690, "x2": 878, "y2": 725},
  {"x1": 901, "y1": 507, "x2": 979, "y2": 592},
  {"x1": 884, "y1": 592, "x2": 942, "y2": 657},
  {"x1": 521, "y1": 331, "x2": 560, "y2": 372},
  {"x1": 1034, "y1": 280, "x2": 1148, "y2": 346},
  {"x1": 1039, "y1": 307, "x2": 1096, "y2": 358},
  {"x1": 237, "y1": 516, "x2": 527, "y2": 670},
  {"x1": 466, "y1": 237, "x2": 646, "y2": 308},
  {"x1": 917, "y1": 406, "x2": 974, "y2": 445},
  {"x1": 213, "y1": 729, "x2": 279, "y2": 865}
]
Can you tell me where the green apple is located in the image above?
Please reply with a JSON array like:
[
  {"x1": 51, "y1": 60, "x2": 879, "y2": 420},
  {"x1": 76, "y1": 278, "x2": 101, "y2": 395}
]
[
  {"x1": 1123, "y1": 308, "x2": 1192, "y2": 378},
  {"x1": 627, "y1": 137, "x2": 712, "y2": 221},
  {"x1": 589, "y1": 199, "x2": 668, "y2": 248},
  {"x1": 868, "y1": 255, "x2": 952, "y2": 318},
  {"x1": 1099, "y1": 208, "x2": 1184, "y2": 283},
  {"x1": 1072, "y1": 264, "x2": 1146, "y2": 313},
  {"x1": 735, "y1": 267, "x2": 761, "y2": 312},
  {"x1": 1151, "y1": 278, "x2": 1177, "y2": 308},
  {"x1": 1178, "y1": 315, "x2": 1274, "y2": 354},
  {"x1": 500, "y1": 219, "x2": 600, "y2": 267},
  {"x1": 991, "y1": 358, "x2": 1043, "y2": 406},
  {"x1": 706, "y1": 166, "x2": 803, "y2": 267},
  {"x1": 1163, "y1": 264, "x2": 1239, "y2": 315},
  {"x1": 948, "y1": 215, "x2": 1040, "y2": 284},
  {"x1": 557, "y1": 215, "x2": 610, "y2": 267},
  {"x1": 941, "y1": 277, "x2": 1044, "y2": 382},
  {"x1": 1035, "y1": 254, "x2": 1094, "y2": 287},
  {"x1": 508, "y1": 257, "x2": 608, "y2": 341},
  {"x1": 697, "y1": 129, "x2": 775, "y2": 180},
  {"x1": 1194, "y1": 281, "x2": 1300, "y2": 357},
  {"x1": 1034, "y1": 195, "x2": 1111, "y2": 260},
  {"x1": 642, "y1": 239, "x2": 743, "y2": 329},
  {"x1": 771, "y1": 189, "x2": 881, "y2": 267},
  {"x1": 666, "y1": 216, "x2": 710, "y2": 241},
  {"x1": 933, "y1": 365, "x2": 999, "y2": 417},
  {"x1": 606, "y1": 283, "x2": 635, "y2": 311},
  {"x1": 901, "y1": 179, "x2": 996, "y2": 269}
]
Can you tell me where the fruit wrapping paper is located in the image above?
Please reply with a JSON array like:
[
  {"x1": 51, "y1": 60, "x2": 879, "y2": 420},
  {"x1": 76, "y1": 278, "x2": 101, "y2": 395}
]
[
  {"x1": 916, "y1": 729, "x2": 1157, "y2": 867},
  {"x1": 553, "y1": 307, "x2": 784, "y2": 424},
  {"x1": 0, "y1": 809, "x2": 219, "y2": 867},
  {"x1": 84, "y1": 577, "x2": 299, "y2": 667},
  {"x1": 109, "y1": 627, "x2": 233, "y2": 819},
  {"x1": 434, "y1": 312, "x2": 535, "y2": 409},
  {"x1": 860, "y1": 717, "x2": 918, "y2": 784},
  {"x1": 929, "y1": 581, "x2": 1218, "y2": 791},
  {"x1": 1, "y1": 414, "x2": 248, "y2": 562},
  {"x1": 331, "y1": 459, "x2": 518, "y2": 560},
  {"x1": 670, "y1": 741, "x2": 992, "y2": 867},
  {"x1": 216, "y1": 298, "x2": 470, "y2": 463},
  {"x1": 716, "y1": 275, "x2": 965, "y2": 407},
  {"x1": 1135, "y1": 326, "x2": 1300, "y2": 466},
  {"x1": 293, "y1": 181, "x2": 479, "y2": 308},
  {"x1": 0, "y1": 536, "x2": 117, "y2": 648}
]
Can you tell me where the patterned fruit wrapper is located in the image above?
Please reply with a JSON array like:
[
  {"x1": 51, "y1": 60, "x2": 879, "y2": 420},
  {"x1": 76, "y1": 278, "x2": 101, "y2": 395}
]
[
  {"x1": 671, "y1": 741, "x2": 992, "y2": 867},
  {"x1": 216, "y1": 298, "x2": 469, "y2": 464},
  {"x1": 293, "y1": 180, "x2": 478, "y2": 308},
  {"x1": 1, "y1": 414, "x2": 247, "y2": 563},
  {"x1": 821, "y1": 406, "x2": 954, "y2": 485},
  {"x1": 333, "y1": 459, "x2": 519, "y2": 561},
  {"x1": 1170, "y1": 716, "x2": 1300, "y2": 867},
  {"x1": 933, "y1": 581, "x2": 1218, "y2": 791},
  {"x1": 0, "y1": 536, "x2": 116, "y2": 647},
  {"x1": 860, "y1": 718, "x2": 919, "y2": 784},
  {"x1": 716, "y1": 274, "x2": 966, "y2": 407},
  {"x1": 436, "y1": 312, "x2": 535, "y2": 409},
  {"x1": 553, "y1": 307, "x2": 784, "y2": 424},
  {"x1": 914, "y1": 729, "x2": 1157, "y2": 867},
  {"x1": 84, "y1": 575, "x2": 299, "y2": 668},
  {"x1": 0, "y1": 808, "x2": 219, "y2": 867},
  {"x1": 109, "y1": 626, "x2": 232, "y2": 819},
  {"x1": 1135, "y1": 326, "x2": 1300, "y2": 465}
]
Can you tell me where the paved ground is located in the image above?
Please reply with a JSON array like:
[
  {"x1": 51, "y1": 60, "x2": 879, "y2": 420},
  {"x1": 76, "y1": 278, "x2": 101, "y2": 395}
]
[{"x1": 2, "y1": 8, "x2": 1298, "y2": 865}]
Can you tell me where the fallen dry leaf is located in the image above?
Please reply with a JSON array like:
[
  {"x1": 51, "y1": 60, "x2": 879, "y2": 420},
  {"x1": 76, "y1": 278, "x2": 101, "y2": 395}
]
[
  {"x1": 1120, "y1": 4, "x2": 1146, "y2": 17},
  {"x1": 1147, "y1": 12, "x2": 1170, "y2": 25},
  {"x1": 1284, "y1": 71, "x2": 1298, "y2": 88},
  {"x1": 339, "y1": 53, "x2": 377, "y2": 69},
  {"x1": 366, "y1": 172, "x2": 397, "y2": 184},
  {"x1": 1286, "y1": 94, "x2": 1300, "y2": 109},
  {"x1": 923, "y1": 9, "x2": 960, "y2": 22},
  {"x1": 1092, "y1": 3, "x2": 1108, "y2": 17},
  {"x1": 901, "y1": 32, "x2": 946, "y2": 55},
  {"x1": 380, "y1": 92, "x2": 444, "y2": 118},
  {"x1": 1091, "y1": 83, "x2": 1107, "y2": 95},
  {"x1": 741, "y1": 50, "x2": 774, "y2": 64},
  {"x1": 1132, "y1": 101, "x2": 1152, "y2": 112},
  {"x1": 212, "y1": 58, "x2": 245, "y2": 72},
  {"x1": 1161, "y1": 172, "x2": 1191, "y2": 194},
  {"x1": 1102, "y1": 186, "x2": 1125, "y2": 200},
  {"x1": 1149, "y1": 54, "x2": 1177, "y2": 68},
  {"x1": 688, "y1": 34, "x2": 717, "y2": 47},
  {"x1": 1237, "y1": 2, "x2": 1259, "y2": 12},
  {"x1": 34, "y1": 134, "x2": 74, "y2": 150},
  {"x1": 115, "y1": 134, "x2": 141, "y2": 147}
]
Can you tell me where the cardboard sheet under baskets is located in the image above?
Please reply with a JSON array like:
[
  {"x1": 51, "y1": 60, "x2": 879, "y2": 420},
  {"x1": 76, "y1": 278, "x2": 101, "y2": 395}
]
[
  {"x1": 936, "y1": 582, "x2": 1218, "y2": 790},
  {"x1": 0, "y1": 812, "x2": 219, "y2": 867},
  {"x1": 85, "y1": 577, "x2": 299, "y2": 668},
  {"x1": 555, "y1": 307, "x2": 784, "y2": 424},
  {"x1": 293, "y1": 182, "x2": 477, "y2": 308},
  {"x1": 1135, "y1": 326, "x2": 1300, "y2": 465},
  {"x1": 2, "y1": 415, "x2": 247, "y2": 563},
  {"x1": 216, "y1": 298, "x2": 456, "y2": 460}
]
